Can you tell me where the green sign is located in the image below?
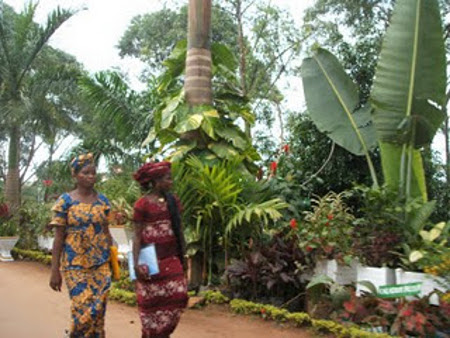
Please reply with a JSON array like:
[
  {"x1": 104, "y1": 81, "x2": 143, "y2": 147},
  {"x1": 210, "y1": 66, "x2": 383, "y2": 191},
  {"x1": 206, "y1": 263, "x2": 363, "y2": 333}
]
[{"x1": 378, "y1": 282, "x2": 422, "y2": 298}]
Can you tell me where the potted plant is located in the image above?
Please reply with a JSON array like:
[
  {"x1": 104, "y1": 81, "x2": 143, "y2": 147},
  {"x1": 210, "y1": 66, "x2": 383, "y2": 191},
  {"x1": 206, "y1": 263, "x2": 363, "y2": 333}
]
[
  {"x1": 351, "y1": 186, "x2": 402, "y2": 293},
  {"x1": 109, "y1": 197, "x2": 135, "y2": 257},
  {"x1": 0, "y1": 202, "x2": 19, "y2": 262},
  {"x1": 97, "y1": 170, "x2": 140, "y2": 257},
  {"x1": 398, "y1": 221, "x2": 449, "y2": 305},
  {"x1": 299, "y1": 192, "x2": 357, "y2": 285}
]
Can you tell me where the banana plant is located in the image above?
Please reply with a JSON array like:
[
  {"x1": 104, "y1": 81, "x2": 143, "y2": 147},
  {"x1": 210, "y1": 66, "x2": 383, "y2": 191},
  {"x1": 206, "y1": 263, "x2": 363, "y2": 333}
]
[
  {"x1": 301, "y1": 48, "x2": 379, "y2": 188},
  {"x1": 301, "y1": 0, "x2": 447, "y2": 202},
  {"x1": 371, "y1": 0, "x2": 446, "y2": 201}
]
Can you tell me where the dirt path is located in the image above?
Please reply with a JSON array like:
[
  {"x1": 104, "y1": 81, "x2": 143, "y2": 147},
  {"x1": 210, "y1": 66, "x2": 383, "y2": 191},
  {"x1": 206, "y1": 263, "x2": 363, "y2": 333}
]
[{"x1": 0, "y1": 261, "x2": 313, "y2": 338}]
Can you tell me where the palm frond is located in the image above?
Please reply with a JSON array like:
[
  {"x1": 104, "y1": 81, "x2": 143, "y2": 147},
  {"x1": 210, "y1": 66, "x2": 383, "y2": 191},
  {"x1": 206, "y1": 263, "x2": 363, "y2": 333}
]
[{"x1": 225, "y1": 198, "x2": 288, "y2": 236}]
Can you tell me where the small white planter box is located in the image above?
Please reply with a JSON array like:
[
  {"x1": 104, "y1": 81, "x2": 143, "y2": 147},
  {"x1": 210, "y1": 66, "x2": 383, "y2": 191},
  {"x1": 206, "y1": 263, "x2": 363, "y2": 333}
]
[
  {"x1": 395, "y1": 268, "x2": 445, "y2": 305},
  {"x1": 0, "y1": 236, "x2": 19, "y2": 262},
  {"x1": 356, "y1": 265, "x2": 396, "y2": 295},
  {"x1": 314, "y1": 259, "x2": 358, "y2": 285},
  {"x1": 37, "y1": 235, "x2": 54, "y2": 251},
  {"x1": 110, "y1": 226, "x2": 131, "y2": 260}
]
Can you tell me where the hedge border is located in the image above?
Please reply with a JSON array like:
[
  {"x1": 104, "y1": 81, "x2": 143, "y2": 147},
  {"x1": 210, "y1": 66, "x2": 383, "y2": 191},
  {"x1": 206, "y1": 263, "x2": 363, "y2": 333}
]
[{"x1": 12, "y1": 248, "x2": 393, "y2": 337}]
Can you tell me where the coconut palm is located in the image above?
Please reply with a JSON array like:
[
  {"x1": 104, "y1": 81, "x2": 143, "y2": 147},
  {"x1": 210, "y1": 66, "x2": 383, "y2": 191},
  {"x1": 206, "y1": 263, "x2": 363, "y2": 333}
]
[{"x1": 0, "y1": 2, "x2": 78, "y2": 208}]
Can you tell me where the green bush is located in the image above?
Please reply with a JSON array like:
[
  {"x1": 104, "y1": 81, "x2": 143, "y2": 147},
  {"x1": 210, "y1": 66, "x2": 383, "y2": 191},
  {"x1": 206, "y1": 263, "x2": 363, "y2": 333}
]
[
  {"x1": 200, "y1": 290, "x2": 230, "y2": 305},
  {"x1": 109, "y1": 287, "x2": 137, "y2": 306}
]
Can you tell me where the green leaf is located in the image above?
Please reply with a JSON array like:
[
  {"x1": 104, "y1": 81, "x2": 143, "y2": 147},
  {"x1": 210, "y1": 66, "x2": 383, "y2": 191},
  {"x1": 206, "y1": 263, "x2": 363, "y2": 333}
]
[
  {"x1": 371, "y1": 0, "x2": 446, "y2": 147},
  {"x1": 169, "y1": 141, "x2": 197, "y2": 163},
  {"x1": 301, "y1": 48, "x2": 377, "y2": 156},
  {"x1": 201, "y1": 116, "x2": 217, "y2": 139},
  {"x1": 306, "y1": 274, "x2": 334, "y2": 290},
  {"x1": 379, "y1": 142, "x2": 427, "y2": 201},
  {"x1": 161, "y1": 91, "x2": 184, "y2": 129},
  {"x1": 174, "y1": 113, "x2": 204, "y2": 134},
  {"x1": 215, "y1": 125, "x2": 248, "y2": 150},
  {"x1": 142, "y1": 128, "x2": 157, "y2": 147},
  {"x1": 357, "y1": 281, "x2": 378, "y2": 296},
  {"x1": 406, "y1": 200, "x2": 436, "y2": 232},
  {"x1": 208, "y1": 142, "x2": 239, "y2": 159},
  {"x1": 212, "y1": 42, "x2": 238, "y2": 72},
  {"x1": 409, "y1": 250, "x2": 424, "y2": 263}
]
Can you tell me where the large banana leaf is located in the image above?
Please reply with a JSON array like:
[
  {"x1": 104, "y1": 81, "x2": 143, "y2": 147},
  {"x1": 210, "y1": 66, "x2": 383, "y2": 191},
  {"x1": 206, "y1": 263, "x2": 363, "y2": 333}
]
[
  {"x1": 371, "y1": 0, "x2": 446, "y2": 147},
  {"x1": 379, "y1": 142, "x2": 427, "y2": 201},
  {"x1": 301, "y1": 48, "x2": 377, "y2": 156}
]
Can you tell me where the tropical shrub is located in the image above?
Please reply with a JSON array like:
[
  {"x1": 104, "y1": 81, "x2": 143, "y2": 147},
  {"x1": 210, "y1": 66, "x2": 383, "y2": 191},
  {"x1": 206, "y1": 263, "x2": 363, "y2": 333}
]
[
  {"x1": 225, "y1": 232, "x2": 307, "y2": 308},
  {"x1": 16, "y1": 201, "x2": 52, "y2": 249},
  {"x1": 0, "y1": 200, "x2": 15, "y2": 236},
  {"x1": 298, "y1": 192, "x2": 355, "y2": 263},
  {"x1": 174, "y1": 156, "x2": 288, "y2": 285},
  {"x1": 350, "y1": 186, "x2": 404, "y2": 267}
]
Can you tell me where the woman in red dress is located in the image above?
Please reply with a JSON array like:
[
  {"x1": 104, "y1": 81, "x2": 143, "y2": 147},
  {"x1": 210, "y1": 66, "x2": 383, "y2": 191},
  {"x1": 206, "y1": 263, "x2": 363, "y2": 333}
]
[{"x1": 132, "y1": 161, "x2": 188, "y2": 338}]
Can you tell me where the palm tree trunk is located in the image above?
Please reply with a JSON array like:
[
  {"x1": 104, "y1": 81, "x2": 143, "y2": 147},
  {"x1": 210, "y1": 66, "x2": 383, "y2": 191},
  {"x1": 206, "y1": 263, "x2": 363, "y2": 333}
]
[
  {"x1": 5, "y1": 125, "x2": 21, "y2": 210},
  {"x1": 185, "y1": 0, "x2": 212, "y2": 106},
  {"x1": 186, "y1": 0, "x2": 213, "y2": 286}
]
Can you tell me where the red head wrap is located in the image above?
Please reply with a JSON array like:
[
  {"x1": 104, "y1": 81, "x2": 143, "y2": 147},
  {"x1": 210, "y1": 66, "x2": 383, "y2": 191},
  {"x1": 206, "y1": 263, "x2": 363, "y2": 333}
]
[{"x1": 133, "y1": 161, "x2": 171, "y2": 186}]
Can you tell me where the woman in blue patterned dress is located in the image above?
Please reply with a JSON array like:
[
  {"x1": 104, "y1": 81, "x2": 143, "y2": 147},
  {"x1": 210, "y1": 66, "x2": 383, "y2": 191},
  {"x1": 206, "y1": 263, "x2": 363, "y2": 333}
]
[{"x1": 49, "y1": 153, "x2": 113, "y2": 338}]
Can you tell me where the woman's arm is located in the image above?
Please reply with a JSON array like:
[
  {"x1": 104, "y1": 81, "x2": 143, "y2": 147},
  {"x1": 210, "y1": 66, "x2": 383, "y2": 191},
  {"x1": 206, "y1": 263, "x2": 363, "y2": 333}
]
[
  {"x1": 104, "y1": 223, "x2": 113, "y2": 247},
  {"x1": 132, "y1": 222, "x2": 142, "y2": 269},
  {"x1": 133, "y1": 221, "x2": 149, "y2": 280},
  {"x1": 49, "y1": 227, "x2": 65, "y2": 291}
]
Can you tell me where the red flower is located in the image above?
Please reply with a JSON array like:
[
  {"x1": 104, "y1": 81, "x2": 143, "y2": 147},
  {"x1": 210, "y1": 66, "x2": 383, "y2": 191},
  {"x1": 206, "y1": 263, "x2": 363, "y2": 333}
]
[
  {"x1": 270, "y1": 161, "x2": 277, "y2": 175},
  {"x1": 42, "y1": 179, "x2": 53, "y2": 187},
  {"x1": 327, "y1": 214, "x2": 334, "y2": 220},
  {"x1": 289, "y1": 218, "x2": 298, "y2": 229},
  {"x1": 282, "y1": 144, "x2": 290, "y2": 153},
  {"x1": 260, "y1": 308, "x2": 266, "y2": 314},
  {"x1": 325, "y1": 222, "x2": 330, "y2": 226},
  {"x1": 306, "y1": 246, "x2": 313, "y2": 252},
  {"x1": 0, "y1": 203, "x2": 9, "y2": 218}
]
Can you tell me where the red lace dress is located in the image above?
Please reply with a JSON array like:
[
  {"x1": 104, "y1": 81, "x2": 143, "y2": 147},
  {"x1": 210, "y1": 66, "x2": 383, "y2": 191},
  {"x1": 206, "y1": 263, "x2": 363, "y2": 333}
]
[{"x1": 133, "y1": 196, "x2": 188, "y2": 337}]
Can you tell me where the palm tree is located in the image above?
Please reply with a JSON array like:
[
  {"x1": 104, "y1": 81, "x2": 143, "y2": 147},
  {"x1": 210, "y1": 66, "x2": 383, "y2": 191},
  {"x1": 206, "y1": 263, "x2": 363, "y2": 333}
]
[
  {"x1": 185, "y1": 0, "x2": 212, "y2": 106},
  {"x1": 78, "y1": 70, "x2": 155, "y2": 161},
  {"x1": 0, "y1": 2, "x2": 77, "y2": 208}
]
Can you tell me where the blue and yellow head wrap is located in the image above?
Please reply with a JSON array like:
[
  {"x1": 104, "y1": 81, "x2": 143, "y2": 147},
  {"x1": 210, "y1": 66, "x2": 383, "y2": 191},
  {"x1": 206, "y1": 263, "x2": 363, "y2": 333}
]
[{"x1": 70, "y1": 153, "x2": 94, "y2": 174}]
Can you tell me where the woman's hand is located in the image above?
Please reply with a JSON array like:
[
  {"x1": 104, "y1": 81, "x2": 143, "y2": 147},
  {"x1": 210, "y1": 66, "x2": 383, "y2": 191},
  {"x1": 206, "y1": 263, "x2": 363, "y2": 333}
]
[
  {"x1": 49, "y1": 270, "x2": 62, "y2": 291},
  {"x1": 135, "y1": 264, "x2": 151, "y2": 281}
]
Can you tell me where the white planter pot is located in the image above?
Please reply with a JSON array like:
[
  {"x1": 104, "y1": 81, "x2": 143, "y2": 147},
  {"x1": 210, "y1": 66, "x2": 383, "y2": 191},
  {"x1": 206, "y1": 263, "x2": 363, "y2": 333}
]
[
  {"x1": 395, "y1": 268, "x2": 445, "y2": 305},
  {"x1": 356, "y1": 265, "x2": 396, "y2": 295},
  {"x1": 110, "y1": 226, "x2": 131, "y2": 259},
  {"x1": 314, "y1": 259, "x2": 358, "y2": 285},
  {"x1": 0, "y1": 236, "x2": 19, "y2": 262},
  {"x1": 37, "y1": 235, "x2": 54, "y2": 251}
]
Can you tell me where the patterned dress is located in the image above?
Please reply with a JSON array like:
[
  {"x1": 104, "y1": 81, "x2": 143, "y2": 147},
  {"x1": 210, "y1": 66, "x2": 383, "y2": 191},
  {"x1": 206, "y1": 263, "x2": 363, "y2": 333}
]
[
  {"x1": 50, "y1": 193, "x2": 112, "y2": 338},
  {"x1": 133, "y1": 196, "x2": 188, "y2": 337}
]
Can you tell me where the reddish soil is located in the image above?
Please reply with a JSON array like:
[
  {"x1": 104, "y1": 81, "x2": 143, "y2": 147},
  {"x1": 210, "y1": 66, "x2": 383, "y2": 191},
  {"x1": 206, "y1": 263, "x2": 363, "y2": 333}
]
[{"x1": 0, "y1": 261, "x2": 314, "y2": 338}]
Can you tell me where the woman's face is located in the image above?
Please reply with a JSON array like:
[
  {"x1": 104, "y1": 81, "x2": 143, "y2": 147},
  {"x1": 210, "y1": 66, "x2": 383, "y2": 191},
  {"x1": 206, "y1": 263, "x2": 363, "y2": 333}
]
[
  {"x1": 74, "y1": 164, "x2": 97, "y2": 188},
  {"x1": 154, "y1": 173, "x2": 173, "y2": 192}
]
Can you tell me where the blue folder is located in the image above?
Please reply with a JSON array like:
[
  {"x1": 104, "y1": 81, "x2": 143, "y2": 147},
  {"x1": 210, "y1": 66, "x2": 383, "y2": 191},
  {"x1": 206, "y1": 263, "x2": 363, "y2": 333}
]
[{"x1": 128, "y1": 244, "x2": 159, "y2": 281}]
